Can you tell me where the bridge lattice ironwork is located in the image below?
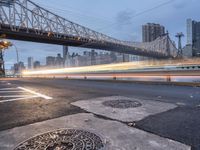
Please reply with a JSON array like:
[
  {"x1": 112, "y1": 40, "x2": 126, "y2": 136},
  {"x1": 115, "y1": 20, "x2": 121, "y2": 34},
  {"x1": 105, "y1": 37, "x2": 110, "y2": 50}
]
[{"x1": 0, "y1": 0, "x2": 177, "y2": 58}]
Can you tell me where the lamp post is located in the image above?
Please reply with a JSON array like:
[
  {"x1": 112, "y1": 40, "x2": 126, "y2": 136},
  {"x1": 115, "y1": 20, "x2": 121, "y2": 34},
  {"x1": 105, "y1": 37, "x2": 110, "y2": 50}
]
[
  {"x1": 12, "y1": 44, "x2": 19, "y2": 65},
  {"x1": 12, "y1": 44, "x2": 21, "y2": 75}
]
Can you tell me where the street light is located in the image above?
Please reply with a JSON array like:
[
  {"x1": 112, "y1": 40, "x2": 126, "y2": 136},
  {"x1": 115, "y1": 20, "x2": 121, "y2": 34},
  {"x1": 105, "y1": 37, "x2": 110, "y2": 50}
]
[
  {"x1": 0, "y1": 40, "x2": 12, "y2": 48},
  {"x1": 11, "y1": 43, "x2": 19, "y2": 65},
  {"x1": 1, "y1": 40, "x2": 19, "y2": 63},
  {"x1": 11, "y1": 43, "x2": 22, "y2": 76}
]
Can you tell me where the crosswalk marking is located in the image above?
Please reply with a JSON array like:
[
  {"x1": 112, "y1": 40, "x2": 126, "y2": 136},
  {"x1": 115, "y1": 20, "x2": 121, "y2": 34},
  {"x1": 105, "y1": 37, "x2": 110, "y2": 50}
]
[
  {"x1": 0, "y1": 95, "x2": 35, "y2": 98},
  {"x1": 18, "y1": 87, "x2": 52, "y2": 100},
  {"x1": 0, "y1": 96, "x2": 39, "y2": 103},
  {"x1": 0, "y1": 91, "x2": 26, "y2": 93},
  {"x1": 0, "y1": 88, "x2": 19, "y2": 91},
  {"x1": 0, "y1": 84, "x2": 52, "y2": 103}
]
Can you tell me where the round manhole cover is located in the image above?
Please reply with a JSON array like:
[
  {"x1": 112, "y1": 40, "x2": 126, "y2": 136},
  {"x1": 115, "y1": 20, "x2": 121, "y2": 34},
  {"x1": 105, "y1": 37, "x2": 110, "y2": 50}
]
[
  {"x1": 103, "y1": 99, "x2": 142, "y2": 109},
  {"x1": 14, "y1": 129, "x2": 105, "y2": 150}
]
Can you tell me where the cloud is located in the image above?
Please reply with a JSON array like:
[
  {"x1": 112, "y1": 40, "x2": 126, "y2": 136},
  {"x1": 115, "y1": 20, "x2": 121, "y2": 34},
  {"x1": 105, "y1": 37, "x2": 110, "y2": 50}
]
[
  {"x1": 112, "y1": 10, "x2": 142, "y2": 41},
  {"x1": 173, "y1": 0, "x2": 188, "y2": 9},
  {"x1": 115, "y1": 10, "x2": 135, "y2": 29},
  {"x1": 173, "y1": 0, "x2": 198, "y2": 9}
]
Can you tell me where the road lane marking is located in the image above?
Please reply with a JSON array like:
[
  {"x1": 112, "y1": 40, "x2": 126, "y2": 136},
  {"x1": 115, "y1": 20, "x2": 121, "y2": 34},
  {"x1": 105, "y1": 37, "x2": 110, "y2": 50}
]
[
  {"x1": 0, "y1": 88, "x2": 19, "y2": 91},
  {"x1": 0, "y1": 87, "x2": 52, "y2": 103},
  {"x1": 0, "y1": 91, "x2": 26, "y2": 93},
  {"x1": 176, "y1": 102, "x2": 186, "y2": 106},
  {"x1": 0, "y1": 95, "x2": 34, "y2": 98},
  {"x1": 0, "y1": 96, "x2": 39, "y2": 103},
  {"x1": 18, "y1": 87, "x2": 52, "y2": 100}
]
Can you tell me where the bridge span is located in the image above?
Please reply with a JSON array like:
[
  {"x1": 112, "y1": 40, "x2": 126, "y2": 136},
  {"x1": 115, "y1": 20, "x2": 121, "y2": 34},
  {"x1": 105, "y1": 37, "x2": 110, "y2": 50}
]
[{"x1": 0, "y1": 0, "x2": 177, "y2": 58}]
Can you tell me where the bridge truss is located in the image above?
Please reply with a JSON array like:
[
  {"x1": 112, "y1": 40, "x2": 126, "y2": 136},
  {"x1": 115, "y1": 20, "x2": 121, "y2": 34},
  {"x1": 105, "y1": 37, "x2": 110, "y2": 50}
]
[{"x1": 0, "y1": 0, "x2": 177, "y2": 58}]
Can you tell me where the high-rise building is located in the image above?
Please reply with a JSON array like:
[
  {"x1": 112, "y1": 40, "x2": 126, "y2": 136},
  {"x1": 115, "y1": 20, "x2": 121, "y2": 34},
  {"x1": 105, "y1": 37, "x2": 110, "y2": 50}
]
[
  {"x1": 63, "y1": 46, "x2": 68, "y2": 61},
  {"x1": 187, "y1": 19, "x2": 193, "y2": 45},
  {"x1": 27, "y1": 57, "x2": 34, "y2": 69},
  {"x1": 13, "y1": 61, "x2": 25, "y2": 73},
  {"x1": 91, "y1": 50, "x2": 98, "y2": 65},
  {"x1": 187, "y1": 19, "x2": 200, "y2": 57},
  {"x1": 33, "y1": 61, "x2": 40, "y2": 69},
  {"x1": 18, "y1": 61, "x2": 25, "y2": 70},
  {"x1": 55, "y1": 53, "x2": 64, "y2": 67},
  {"x1": 142, "y1": 23, "x2": 165, "y2": 42},
  {"x1": 46, "y1": 56, "x2": 56, "y2": 67}
]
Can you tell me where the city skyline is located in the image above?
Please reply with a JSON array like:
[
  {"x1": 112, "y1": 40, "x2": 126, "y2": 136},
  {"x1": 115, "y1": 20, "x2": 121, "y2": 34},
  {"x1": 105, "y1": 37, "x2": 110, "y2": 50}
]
[
  {"x1": 3, "y1": 0, "x2": 200, "y2": 69},
  {"x1": 21, "y1": 49, "x2": 132, "y2": 70}
]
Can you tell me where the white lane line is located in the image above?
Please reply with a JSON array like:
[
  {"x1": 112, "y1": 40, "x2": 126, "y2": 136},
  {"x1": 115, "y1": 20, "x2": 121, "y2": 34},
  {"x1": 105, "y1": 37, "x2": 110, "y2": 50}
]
[
  {"x1": 0, "y1": 95, "x2": 34, "y2": 98},
  {"x1": 0, "y1": 91, "x2": 26, "y2": 93},
  {"x1": 0, "y1": 96, "x2": 39, "y2": 103},
  {"x1": 7, "y1": 83, "x2": 11, "y2": 85},
  {"x1": 0, "y1": 88, "x2": 18, "y2": 91},
  {"x1": 176, "y1": 102, "x2": 186, "y2": 106},
  {"x1": 18, "y1": 87, "x2": 52, "y2": 100}
]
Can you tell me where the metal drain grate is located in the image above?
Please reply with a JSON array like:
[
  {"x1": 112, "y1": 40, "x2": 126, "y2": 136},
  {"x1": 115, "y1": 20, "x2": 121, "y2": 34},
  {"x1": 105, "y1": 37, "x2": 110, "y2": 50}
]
[
  {"x1": 103, "y1": 99, "x2": 142, "y2": 109},
  {"x1": 14, "y1": 129, "x2": 105, "y2": 150}
]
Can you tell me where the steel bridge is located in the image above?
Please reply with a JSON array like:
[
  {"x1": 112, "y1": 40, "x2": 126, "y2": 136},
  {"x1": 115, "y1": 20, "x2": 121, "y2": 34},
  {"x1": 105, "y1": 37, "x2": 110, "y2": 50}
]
[{"x1": 0, "y1": 0, "x2": 177, "y2": 58}]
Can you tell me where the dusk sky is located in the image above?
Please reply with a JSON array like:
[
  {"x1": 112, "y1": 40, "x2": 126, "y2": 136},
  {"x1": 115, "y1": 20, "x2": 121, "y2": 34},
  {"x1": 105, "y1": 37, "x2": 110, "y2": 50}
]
[{"x1": 4, "y1": 0, "x2": 200, "y2": 69}]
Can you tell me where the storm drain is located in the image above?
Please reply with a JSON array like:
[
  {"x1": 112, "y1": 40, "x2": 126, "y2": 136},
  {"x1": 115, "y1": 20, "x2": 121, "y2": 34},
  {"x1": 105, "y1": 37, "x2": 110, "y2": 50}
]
[
  {"x1": 103, "y1": 99, "x2": 142, "y2": 109},
  {"x1": 14, "y1": 129, "x2": 105, "y2": 150}
]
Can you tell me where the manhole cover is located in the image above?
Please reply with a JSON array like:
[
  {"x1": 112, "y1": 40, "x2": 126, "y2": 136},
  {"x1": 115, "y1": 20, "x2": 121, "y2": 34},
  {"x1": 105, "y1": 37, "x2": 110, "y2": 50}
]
[
  {"x1": 14, "y1": 129, "x2": 105, "y2": 150},
  {"x1": 103, "y1": 99, "x2": 142, "y2": 109}
]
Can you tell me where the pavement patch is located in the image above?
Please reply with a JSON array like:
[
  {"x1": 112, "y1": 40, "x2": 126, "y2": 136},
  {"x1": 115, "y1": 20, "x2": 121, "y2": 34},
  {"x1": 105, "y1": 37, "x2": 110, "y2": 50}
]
[
  {"x1": 136, "y1": 106, "x2": 200, "y2": 150},
  {"x1": 71, "y1": 96, "x2": 177, "y2": 122},
  {"x1": 0, "y1": 113, "x2": 190, "y2": 150}
]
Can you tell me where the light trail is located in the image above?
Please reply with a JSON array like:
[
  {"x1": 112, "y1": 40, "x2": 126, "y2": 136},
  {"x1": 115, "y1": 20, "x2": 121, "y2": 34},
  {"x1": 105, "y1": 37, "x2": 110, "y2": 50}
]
[{"x1": 22, "y1": 58, "x2": 200, "y2": 77}]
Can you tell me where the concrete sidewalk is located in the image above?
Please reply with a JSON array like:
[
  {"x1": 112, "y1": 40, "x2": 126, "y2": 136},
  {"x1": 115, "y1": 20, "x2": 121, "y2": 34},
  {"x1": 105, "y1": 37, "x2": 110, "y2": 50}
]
[
  {"x1": 0, "y1": 113, "x2": 190, "y2": 150},
  {"x1": 72, "y1": 96, "x2": 177, "y2": 122}
]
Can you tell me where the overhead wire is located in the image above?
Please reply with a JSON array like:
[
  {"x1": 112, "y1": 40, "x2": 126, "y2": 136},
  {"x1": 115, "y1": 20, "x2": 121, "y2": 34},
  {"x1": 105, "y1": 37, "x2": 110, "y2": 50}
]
[{"x1": 33, "y1": 0, "x2": 175, "y2": 40}]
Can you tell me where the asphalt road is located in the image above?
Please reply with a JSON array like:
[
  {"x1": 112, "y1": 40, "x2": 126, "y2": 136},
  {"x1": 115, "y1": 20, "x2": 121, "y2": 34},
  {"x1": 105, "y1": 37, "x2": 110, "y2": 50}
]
[{"x1": 0, "y1": 78, "x2": 200, "y2": 149}]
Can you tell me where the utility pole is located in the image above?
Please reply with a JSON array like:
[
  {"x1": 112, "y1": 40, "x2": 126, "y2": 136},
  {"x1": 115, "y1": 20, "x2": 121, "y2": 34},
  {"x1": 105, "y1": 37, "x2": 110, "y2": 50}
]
[{"x1": 175, "y1": 32, "x2": 184, "y2": 58}]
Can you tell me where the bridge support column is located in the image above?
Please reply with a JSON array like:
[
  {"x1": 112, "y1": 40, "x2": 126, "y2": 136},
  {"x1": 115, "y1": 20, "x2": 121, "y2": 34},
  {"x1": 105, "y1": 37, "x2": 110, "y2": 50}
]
[{"x1": 63, "y1": 46, "x2": 69, "y2": 67}]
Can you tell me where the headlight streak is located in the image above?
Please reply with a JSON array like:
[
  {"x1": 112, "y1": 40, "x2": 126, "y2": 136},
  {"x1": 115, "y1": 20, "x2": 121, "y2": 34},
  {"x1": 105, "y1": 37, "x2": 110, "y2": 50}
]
[{"x1": 22, "y1": 58, "x2": 200, "y2": 76}]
